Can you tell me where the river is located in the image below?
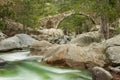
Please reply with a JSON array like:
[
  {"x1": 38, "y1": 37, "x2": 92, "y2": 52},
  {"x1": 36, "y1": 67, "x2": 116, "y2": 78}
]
[{"x1": 0, "y1": 51, "x2": 92, "y2": 80}]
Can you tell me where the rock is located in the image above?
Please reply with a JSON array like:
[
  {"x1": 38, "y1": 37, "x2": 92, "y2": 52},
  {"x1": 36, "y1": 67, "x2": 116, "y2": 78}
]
[
  {"x1": 70, "y1": 31, "x2": 104, "y2": 47},
  {"x1": 105, "y1": 34, "x2": 120, "y2": 48},
  {"x1": 0, "y1": 58, "x2": 6, "y2": 66},
  {"x1": 3, "y1": 18, "x2": 24, "y2": 36},
  {"x1": 59, "y1": 37, "x2": 68, "y2": 44},
  {"x1": 90, "y1": 25, "x2": 101, "y2": 31},
  {"x1": 16, "y1": 34, "x2": 37, "y2": 47},
  {"x1": 31, "y1": 28, "x2": 65, "y2": 44},
  {"x1": 41, "y1": 43, "x2": 106, "y2": 68},
  {"x1": 109, "y1": 66, "x2": 120, "y2": 73},
  {"x1": 0, "y1": 34, "x2": 37, "y2": 51},
  {"x1": 105, "y1": 34, "x2": 120, "y2": 65},
  {"x1": 103, "y1": 34, "x2": 120, "y2": 66},
  {"x1": 31, "y1": 34, "x2": 49, "y2": 41},
  {"x1": 0, "y1": 32, "x2": 7, "y2": 41},
  {"x1": 49, "y1": 35, "x2": 73, "y2": 44},
  {"x1": 106, "y1": 46, "x2": 120, "y2": 65},
  {"x1": 92, "y1": 66, "x2": 113, "y2": 80},
  {"x1": 0, "y1": 36, "x2": 21, "y2": 51},
  {"x1": 110, "y1": 66, "x2": 120, "y2": 80},
  {"x1": 39, "y1": 28, "x2": 64, "y2": 38},
  {"x1": 30, "y1": 40, "x2": 52, "y2": 56},
  {"x1": 25, "y1": 27, "x2": 41, "y2": 35},
  {"x1": 111, "y1": 72, "x2": 120, "y2": 80},
  {"x1": 31, "y1": 34, "x2": 72, "y2": 44}
]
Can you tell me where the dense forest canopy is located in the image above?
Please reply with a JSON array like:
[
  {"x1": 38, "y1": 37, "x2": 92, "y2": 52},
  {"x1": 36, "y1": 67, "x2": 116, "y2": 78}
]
[{"x1": 0, "y1": 0, "x2": 120, "y2": 34}]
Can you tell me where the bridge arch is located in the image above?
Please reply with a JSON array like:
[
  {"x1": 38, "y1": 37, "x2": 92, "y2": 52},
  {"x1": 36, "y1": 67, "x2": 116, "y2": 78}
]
[
  {"x1": 39, "y1": 11, "x2": 96, "y2": 29},
  {"x1": 56, "y1": 12, "x2": 96, "y2": 28}
]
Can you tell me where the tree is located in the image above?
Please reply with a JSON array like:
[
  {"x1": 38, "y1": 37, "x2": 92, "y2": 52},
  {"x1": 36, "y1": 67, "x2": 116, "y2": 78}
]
[
  {"x1": 0, "y1": 1, "x2": 15, "y2": 30},
  {"x1": 93, "y1": 0, "x2": 120, "y2": 39}
]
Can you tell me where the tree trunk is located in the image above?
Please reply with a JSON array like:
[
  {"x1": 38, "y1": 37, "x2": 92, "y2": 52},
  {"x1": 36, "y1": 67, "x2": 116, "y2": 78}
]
[{"x1": 100, "y1": 14, "x2": 109, "y2": 39}]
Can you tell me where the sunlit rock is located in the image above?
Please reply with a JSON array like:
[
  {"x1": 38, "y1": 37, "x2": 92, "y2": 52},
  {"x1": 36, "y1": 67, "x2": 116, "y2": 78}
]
[
  {"x1": 0, "y1": 34, "x2": 37, "y2": 51},
  {"x1": 105, "y1": 34, "x2": 120, "y2": 48},
  {"x1": 0, "y1": 36, "x2": 21, "y2": 51},
  {"x1": 105, "y1": 34, "x2": 120, "y2": 65},
  {"x1": 16, "y1": 34, "x2": 37, "y2": 47},
  {"x1": 92, "y1": 66, "x2": 113, "y2": 80},
  {"x1": 70, "y1": 31, "x2": 104, "y2": 47},
  {"x1": 106, "y1": 46, "x2": 120, "y2": 65},
  {"x1": 39, "y1": 28, "x2": 64, "y2": 38},
  {"x1": 30, "y1": 40, "x2": 52, "y2": 56},
  {"x1": 36, "y1": 43, "x2": 106, "y2": 69}
]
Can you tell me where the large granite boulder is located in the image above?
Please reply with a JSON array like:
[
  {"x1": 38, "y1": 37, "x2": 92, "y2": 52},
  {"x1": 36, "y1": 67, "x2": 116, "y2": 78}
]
[
  {"x1": 92, "y1": 67, "x2": 113, "y2": 80},
  {"x1": 105, "y1": 34, "x2": 120, "y2": 48},
  {"x1": 0, "y1": 34, "x2": 37, "y2": 51},
  {"x1": 15, "y1": 34, "x2": 37, "y2": 47},
  {"x1": 30, "y1": 40, "x2": 52, "y2": 56},
  {"x1": 31, "y1": 43, "x2": 106, "y2": 69},
  {"x1": 104, "y1": 34, "x2": 120, "y2": 65},
  {"x1": 106, "y1": 46, "x2": 120, "y2": 65},
  {"x1": 0, "y1": 36, "x2": 21, "y2": 51},
  {"x1": 70, "y1": 31, "x2": 104, "y2": 47}
]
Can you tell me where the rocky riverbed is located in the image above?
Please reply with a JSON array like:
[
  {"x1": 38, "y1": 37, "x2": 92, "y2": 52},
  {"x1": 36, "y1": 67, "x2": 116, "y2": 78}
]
[{"x1": 0, "y1": 29, "x2": 120, "y2": 80}]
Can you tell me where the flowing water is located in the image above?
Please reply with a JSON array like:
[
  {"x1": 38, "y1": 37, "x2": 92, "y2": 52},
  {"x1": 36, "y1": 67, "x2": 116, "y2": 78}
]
[{"x1": 0, "y1": 51, "x2": 92, "y2": 80}]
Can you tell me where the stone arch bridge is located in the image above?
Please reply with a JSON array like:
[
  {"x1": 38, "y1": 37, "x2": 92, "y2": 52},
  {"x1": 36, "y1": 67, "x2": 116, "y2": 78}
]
[{"x1": 39, "y1": 11, "x2": 96, "y2": 29}]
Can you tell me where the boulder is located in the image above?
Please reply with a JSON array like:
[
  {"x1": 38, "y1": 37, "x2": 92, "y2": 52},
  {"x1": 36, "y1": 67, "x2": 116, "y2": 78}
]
[
  {"x1": 0, "y1": 34, "x2": 37, "y2": 51},
  {"x1": 0, "y1": 32, "x2": 7, "y2": 41},
  {"x1": 105, "y1": 34, "x2": 120, "y2": 48},
  {"x1": 36, "y1": 43, "x2": 106, "y2": 69},
  {"x1": 92, "y1": 66, "x2": 113, "y2": 80},
  {"x1": 31, "y1": 29, "x2": 73, "y2": 44},
  {"x1": 0, "y1": 36, "x2": 21, "y2": 51},
  {"x1": 104, "y1": 34, "x2": 120, "y2": 65},
  {"x1": 49, "y1": 35, "x2": 73, "y2": 44},
  {"x1": 106, "y1": 46, "x2": 120, "y2": 65},
  {"x1": 70, "y1": 31, "x2": 104, "y2": 47},
  {"x1": 16, "y1": 34, "x2": 37, "y2": 47},
  {"x1": 30, "y1": 40, "x2": 52, "y2": 56},
  {"x1": 31, "y1": 34, "x2": 49, "y2": 41},
  {"x1": 0, "y1": 58, "x2": 7, "y2": 66},
  {"x1": 31, "y1": 28, "x2": 65, "y2": 44},
  {"x1": 109, "y1": 66, "x2": 120, "y2": 73},
  {"x1": 39, "y1": 28, "x2": 64, "y2": 38},
  {"x1": 4, "y1": 18, "x2": 24, "y2": 36}
]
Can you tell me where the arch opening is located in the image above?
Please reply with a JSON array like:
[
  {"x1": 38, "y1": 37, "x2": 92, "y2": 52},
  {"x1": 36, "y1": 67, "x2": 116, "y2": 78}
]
[{"x1": 58, "y1": 13, "x2": 95, "y2": 35}]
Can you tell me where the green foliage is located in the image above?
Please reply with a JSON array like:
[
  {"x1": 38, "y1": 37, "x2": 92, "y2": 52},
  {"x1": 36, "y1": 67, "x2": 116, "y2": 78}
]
[
  {"x1": 0, "y1": 1, "x2": 15, "y2": 18},
  {"x1": 0, "y1": 0, "x2": 119, "y2": 33},
  {"x1": 0, "y1": 19, "x2": 5, "y2": 30},
  {"x1": 93, "y1": 0, "x2": 120, "y2": 22},
  {"x1": 59, "y1": 14, "x2": 93, "y2": 34},
  {"x1": 14, "y1": 0, "x2": 58, "y2": 28},
  {"x1": 0, "y1": 1, "x2": 15, "y2": 30}
]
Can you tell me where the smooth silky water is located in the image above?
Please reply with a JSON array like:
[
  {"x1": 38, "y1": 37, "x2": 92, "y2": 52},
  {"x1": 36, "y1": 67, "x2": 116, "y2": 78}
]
[{"x1": 0, "y1": 51, "x2": 92, "y2": 80}]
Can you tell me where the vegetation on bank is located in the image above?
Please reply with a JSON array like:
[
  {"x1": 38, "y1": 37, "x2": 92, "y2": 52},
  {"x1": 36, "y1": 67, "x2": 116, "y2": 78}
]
[{"x1": 0, "y1": 0, "x2": 120, "y2": 35}]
